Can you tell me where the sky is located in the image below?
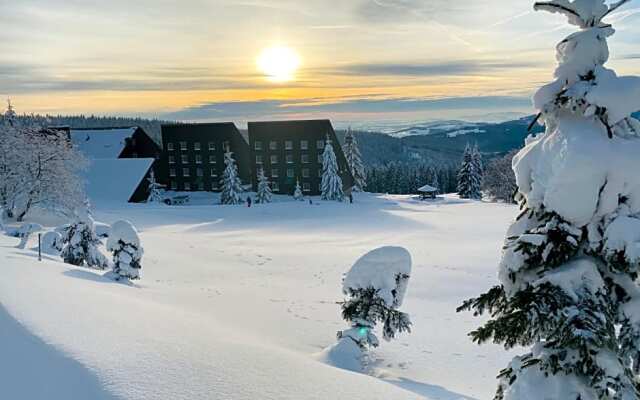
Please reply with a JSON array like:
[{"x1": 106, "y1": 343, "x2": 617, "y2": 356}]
[{"x1": 2, "y1": 0, "x2": 640, "y2": 125}]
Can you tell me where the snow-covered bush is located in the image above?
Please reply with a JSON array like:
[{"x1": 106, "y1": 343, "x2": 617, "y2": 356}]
[
  {"x1": 457, "y1": 144, "x2": 482, "y2": 200},
  {"x1": 322, "y1": 247, "x2": 412, "y2": 371},
  {"x1": 14, "y1": 223, "x2": 43, "y2": 249},
  {"x1": 60, "y1": 207, "x2": 108, "y2": 269},
  {"x1": 321, "y1": 136, "x2": 344, "y2": 201},
  {"x1": 41, "y1": 231, "x2": 64, "y2": 254},
  {"x1": 293, "y1": 180, "x2": 304, "y2": 201},
  {"x1": 459, "y1": 2, "x2": 640, "y2": 399},
  {"x1": 344, "y1": 129, "x2": 366, "y2": 192},
  {"x1": 220, "y1": 151, "x2": 244, "y2": 205},
  {"x1": 255, "y1": 168, "x2": 272, "y2": 204},
  {"x1": 106, "y1": 220, "x2": 143, "y2": 281}
]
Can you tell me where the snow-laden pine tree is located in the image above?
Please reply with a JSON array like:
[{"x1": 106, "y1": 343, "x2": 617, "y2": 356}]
[
  {"x1": 293, "y1": 180, "x2": 304, "y2": 201},
  {"x1": 459, "y1": 1, "x2": 640, "y2": 399},
  {"x1": 146, "y1": 170, "x2": 166, "y2": 203},
  {"x1": 220, "y1": 151, "x2": 244, "y2": 205},
  {"x1": 472, "y1": 144, "x2": 484, "y2": 186},
  {"x1": 457, "y1": 144, "x2": 482, "y2": 199},
  {"x1": 61, "y1": 207, "x2": 108, "y2": 269},
  {"x1": 343, "y1": 128, "x2": 366, "y2": 192},
  {"x1": 255, "y1": 168, "x2": 272, "y2": 204},
  {"x1": 106, "y1": 220, "x2": 143, "y2": 281},
  {"x1": 322, "y1": 247, "x2": 412, "y2": 372},
  {"x1": 321, "y1": 135, "x2": 344, "y2": 201}
]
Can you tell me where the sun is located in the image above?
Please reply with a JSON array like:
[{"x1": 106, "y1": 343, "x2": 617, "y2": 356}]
[{"x1": 257, "y1": 45, "x2": 301, "y2": 83}]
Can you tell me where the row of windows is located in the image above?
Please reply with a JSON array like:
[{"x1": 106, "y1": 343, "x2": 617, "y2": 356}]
[
  {"x1": 169, "y1": 181, "x2": 319, "y2": 193},
  {"x1": 258, "y1": 168, "x2": 323, "y2": 179},
  {"x1": 256, "y1": 154, "x2": 323, "y2": 165},
  {"x1": 169, "y1": 154, "x2": 217, "y2": 165},
  {"x1": 166, "y1": 141, "x2": 229, "y2": 152},
  {"x1": 254, "y1": 140, "x2": 325, "y2": 151}
]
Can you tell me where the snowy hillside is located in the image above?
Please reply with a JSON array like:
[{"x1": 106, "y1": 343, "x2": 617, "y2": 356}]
[{"x1": 0, "y1": 194, "x2": 518, "y2": 400}]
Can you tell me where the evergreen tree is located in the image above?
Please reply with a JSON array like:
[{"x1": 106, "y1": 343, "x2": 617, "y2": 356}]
[
  {"x1": 472, "y1": 144, "x2": 484, "y2": 187},
  {"x1": 483, "y1": 150, "x2": 518, "y2": 203},
  {"x1": 459, "y1": 1, "x2": 640, "y2": 399},
  {"x1": 4, "y1": 99, "x2": 16, "y2": 121},
  {"x1": 220, "y1": 151, "x2": 244, "y2": 205},
  {"x1": 60, "y1": 207, "x2": 108, "y2": 269},
  {"x1": 321, "y1": 135, "x2": 344, "y2": 201},
  {"x1": 106, "y1": 220, "x2": 143, "y2": 281},
  {"x1": 255, "y1": 168, "x2": 272, "y2": 204},
  {"x1": 344, "y1": 128, "x2": 367, "y2": 192},
  {"x1": 293, "y1": 180, "x2": 304, "y2": 201},
  {"x1": 146, "y1": 170, "x2": 166, "y2": 203},
  {"x1": 457, "y1": 144, "x2": 482, "y2": 199}
]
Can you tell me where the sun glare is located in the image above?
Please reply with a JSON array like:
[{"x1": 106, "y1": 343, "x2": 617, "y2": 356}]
[{"x1": 257, "y1": 45, "x2": 301, "y2": 83}]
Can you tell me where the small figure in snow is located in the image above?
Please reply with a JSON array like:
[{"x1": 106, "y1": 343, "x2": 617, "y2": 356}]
[
  {"x1": 106, "y1": 220, "x2": 143, "y2": 281},
  {"x1": 247, "y1": 196, "x2": 252, "y2": 208}
]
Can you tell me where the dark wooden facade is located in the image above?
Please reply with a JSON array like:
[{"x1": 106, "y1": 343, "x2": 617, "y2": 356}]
[
  {"x1": 158, "y1": 123, "x2": 250, "y2": 192},
  {"x1": 247, "y1": 120, "x2": 354, "y2": 196}
]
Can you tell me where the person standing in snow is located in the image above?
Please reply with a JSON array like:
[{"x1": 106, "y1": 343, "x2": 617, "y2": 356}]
[{"x1": 247, "y1": 196, "x2": 252, "y2": 208}]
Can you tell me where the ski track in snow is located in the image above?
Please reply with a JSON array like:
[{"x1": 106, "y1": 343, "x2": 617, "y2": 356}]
[{"x1": 0, "y1": 194, "x2": 517, "y2": 400}]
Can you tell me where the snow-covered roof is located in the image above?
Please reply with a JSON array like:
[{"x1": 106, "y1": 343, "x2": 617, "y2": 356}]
[
  {"x1": 70, "y1": 128, "x2": 137, "y2": 159},
  {"x1": 82, "y1": 158, "x2": 153, "y2": 203},
  {"x1": 418, "y1": 184, "x2": 439, "y2": 193}
]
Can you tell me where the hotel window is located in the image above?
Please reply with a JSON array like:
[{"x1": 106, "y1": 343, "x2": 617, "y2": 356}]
[
  {"x1": 301, "y1": 154, "x2": 309, "y2": 164},
  {"x1": 211, "y1": 182, "x2": 219, "y2": 190},
  {"x1": 303, "y1": 182, "x2": 311, "y2": 192},
  {"x1": 255, "y1": 141, "x2": 263, "y2": 151},
  {"x1": 302, "y1": 169, "x2": 310, "y2": 178},
  {"x1": 170, "y1": 181, "x2": 177, "y2": 190},
  {"x1": 132, "y1": 152, "x2": 138, "y2": 158},
  {"x1": 197, "y1": 168, "x2": 203, "y2": 177},
  {"x1": 197, "y1": 181, "x2": 204, "y2": 191},
  {"x1": 301, "y1": 140, "x2": 308, "y2": 150},
  {"x1": 169, "y1": 155, "x2": 176, "y2": 164},
  {"x1": 195, "y1": 155, "x2": 202, "y2": 164},
  {"x1": 256, "y1": 155, "x2": 263, "y2": 164},
  {"x1": 271, "y1": 169, "x2": 279, "y2": 178},
  {"x1": 272, "y1": 182, "x2": 280, "y2": 192},
  {"x1": 208, "y1": 142, "x2": 216, "y2": 151},
  {"x1": 285, "y1": 140, "x2": 293, "y2": 150},
  {"x1": 209, "y1": 155, "x2": 216, "y2": 164},
  {"x1": 182, "y1": 168, "x2": 190, "y2": 177},
  {"x1": 316, "y1": 140, "x2": 324, "y2": 149},
  {"x1": 167, "y1": 142, "x2": 175, "y2": 151},
  {"x1": 223, "y1": 141, "x2": 230, "y2": 151},
  {"x1": 210, "y1": 169, "x2": 218, "y2": 178},
  {"x1": 270, "y1": 155, "x2": 278, "y2": 164},
  {"x1": 269, "y1": 141, "x2": 278, "y2": 150},
  {"x1": 169, "y1": 168, "x2": 176, "y2": 177},
  {"x1": 184, "y1": 182, "x2": 191, "y2": 191},
  {"x1": 194, "y1": 142, "x2": 201, "y2": 151},
  {"x1": 180, "y1": 141, "x2": 187, "y2": 151},
  {"x1": 287, "y1": 169, "x2": 294, "y2": 178},
  {"x1": 286, "y1": 154, "x2": 293, "y2": 164},
  {"x1": 181, "y1": 154, "x2": 189, "y2": 164}
]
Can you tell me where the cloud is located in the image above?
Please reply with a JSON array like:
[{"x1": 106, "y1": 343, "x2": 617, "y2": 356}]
[
  {"x1": 163, "y1": 95, "x2": 532, "y2": 122},
  {"x1": 326, "y1": 60, "x2": 539, "y2": 77},
  {"x1": 355, "y1": 0, "x2": 459, "y2": 23}
]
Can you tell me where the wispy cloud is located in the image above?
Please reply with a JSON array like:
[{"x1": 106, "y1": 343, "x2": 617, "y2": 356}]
[{"x1": 326, "y1": 60, "x2": 539, "y2": 77}]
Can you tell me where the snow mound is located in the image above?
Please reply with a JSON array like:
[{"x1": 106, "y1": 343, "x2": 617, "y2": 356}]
[
  {"x1": 316, "y1": 335, "x2": 364, "y2": 373},
  {"x1": 107, "y1": 220, "x2": 140, "y2": 249},
  {"x1": 343, "y1": 246, "x2": 412, "y2": 307}
]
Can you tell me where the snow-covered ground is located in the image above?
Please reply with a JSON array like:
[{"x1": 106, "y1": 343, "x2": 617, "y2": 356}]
[{"x1": 0, "y1": 194, "x2": 518, "y2": 400}]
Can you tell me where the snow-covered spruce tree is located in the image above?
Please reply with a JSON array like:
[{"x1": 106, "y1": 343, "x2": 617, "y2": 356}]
[
  {"x1": 472, "y1": 144, "x2": 484, "y2": 186},
  {"x1": 220, "y1": 150, "x2": 244, "y2": 205},
  {"x1": 321, "y1": 135, "x2": 344, "y2": 201},
  {"x1": 323, "y1": 247, "x2": 412, "y2": 371},
  {"x1": 146, "y1": 170, "x2": 166, "y2": 203},
  {"x1": 457, "y1": 144, "x2": 481, "y2": 199},
  {"x1": 60, "y1": 207, "x2": 108, "y2": 269},
  {"x1": 293, "y1": 180, "x2": 304, "y2": 201},
  {"x1": 255, "y1": 168, "x2": 272, "y2": 204},
  {"x1": 458, "y1": 1, "x2": 640, "y2": 399},
  {"x1": 106, "y1": 220, "x2": 143, "y2": 281},
  {"x1": 344, "y1": 128, "x2": 367, "y2": 192},
  {"x1": 483, "y1": 150, "x2": 518, "y2": 204}
]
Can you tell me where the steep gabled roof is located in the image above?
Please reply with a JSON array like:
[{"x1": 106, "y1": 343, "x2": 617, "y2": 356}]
[
  {"x1": 70, "y1": 127, "x2": 137, "y2": 159},
  {"x1": 82, "y1": 158, "x2": 154, "y2": 204}
]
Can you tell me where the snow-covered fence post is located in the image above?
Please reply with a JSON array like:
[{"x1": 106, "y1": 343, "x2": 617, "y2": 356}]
[
  {"x1": 458, "y1": 1, "x2": 640, "y2": 398},
  {"x1": 319, "y1": 247, "x2": 412, "y2": 372},
  {"x1": 38, "y1": 233, "x2": 41, "y2": 261}
]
